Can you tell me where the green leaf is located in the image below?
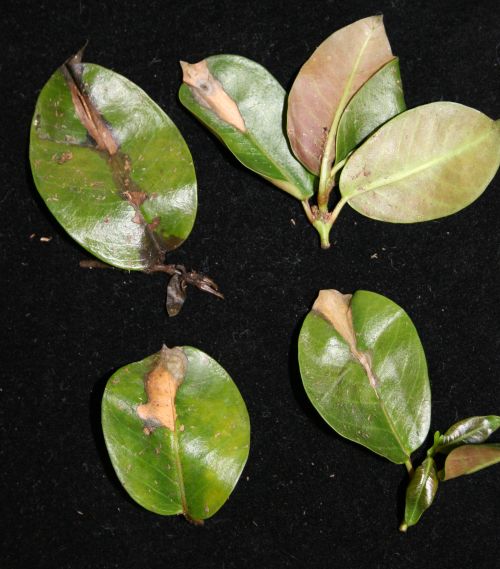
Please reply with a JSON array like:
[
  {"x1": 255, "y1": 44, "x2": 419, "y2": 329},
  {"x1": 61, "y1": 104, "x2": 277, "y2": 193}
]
[
  {"x1": 287, "y1": 16, "x2": 394, "y2": 175},
  {"x1": 179, "y1": 55, "x2": 315, "y2": 200},
  {"x1": 436, "y1": 415, "x2": 500, "y2": 454},
  {"x1": 335, "y1": 58, "x2": 406, "y2": 164},
  {"x1": 400, "y1": 457, "x2": 438, "y2": 531},
  {"x1": 339, "y1": 102, "x2": 500, "y2": 223},
  {"x1": 298, "y1": 289, "x2": 431, "y2": 464},
  {"x1": 440, "y1": 444, "x2": 500, "y2": 481},
  {"x1": 30, "y1": 53, "x2": 197, "y2": 270},
  {"x1": 102, "y1": 346, "x2": 250, "y2": 523}
]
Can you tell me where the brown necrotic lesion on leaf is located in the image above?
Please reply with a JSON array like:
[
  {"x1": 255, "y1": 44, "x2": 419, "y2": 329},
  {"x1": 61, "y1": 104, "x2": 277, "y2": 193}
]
[
  {"x1": 61, "y1": 49, "x2": 119, "y2": 156},
  {"x1": 61, "y1": 53, "x2": 172, "y2": 263},
  {"x1": 180, "y1": 59, "x2": 247, "y2": 133},
  {"x1": 313, "y1": 290, "x2": 379, "y2": 391},
  {"x1": 313, "y1": 290, "x2": 356, "y2": 350},
  {"x1": 137, "y1": 346, "x2": 188, "y2": 433}
]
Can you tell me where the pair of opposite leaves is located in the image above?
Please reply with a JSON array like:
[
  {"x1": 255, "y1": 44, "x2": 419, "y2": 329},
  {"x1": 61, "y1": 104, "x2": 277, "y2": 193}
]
[
  {"x1": 179, "y1": 16, "x2": 500, "y2": 248},
  {"x1": 102, "y1": 290, "x2": 500, "y2": 527}
]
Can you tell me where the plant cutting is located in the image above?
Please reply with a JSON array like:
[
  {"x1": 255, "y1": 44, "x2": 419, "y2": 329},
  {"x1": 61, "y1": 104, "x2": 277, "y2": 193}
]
[
  {"x1": 298, "y1": 289, "x2": 500, "y2": 529},
  {"x1": 30, "y1": 49, "x2": 222, "y2": 316},
  {"x1": 402, "y1": 416, "x2": 500, "y2": 530},
  {"x1": 179, "y1": 16, "x2": 500, "y2": 248},
  {"x1": 102, "y1": 345, "x2": 250, "y2": 524}
]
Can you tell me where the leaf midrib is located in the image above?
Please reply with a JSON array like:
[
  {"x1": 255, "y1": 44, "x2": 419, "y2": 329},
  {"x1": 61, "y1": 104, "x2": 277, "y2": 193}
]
[
  {"x1": 244, "y1": 129, "x2": 309, "y2": 198},
  {"x1": 171, "y1": 422, "x2": 190, "y2": 519},
  {"x1": 353, "y1": 352, "x2": 411, "y2": 460}
]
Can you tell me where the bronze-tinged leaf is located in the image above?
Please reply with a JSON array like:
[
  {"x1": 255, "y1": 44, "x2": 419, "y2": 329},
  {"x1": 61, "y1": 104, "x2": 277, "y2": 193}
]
[
  {"x1": 441, "y1": 444, "x2": 500, "y2": 481},
  {"x1": 287, "y1": 16, "x2": 394, "y2": 174},
  {"x1": 339, "y1": 103, "x2": 500, "y2": 223}
]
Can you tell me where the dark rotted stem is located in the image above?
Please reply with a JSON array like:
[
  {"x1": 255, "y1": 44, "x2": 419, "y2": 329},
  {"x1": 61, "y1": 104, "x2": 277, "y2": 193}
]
[
  {"x1": 149, "y1": 264, "x2": 224, "y2": 299},
  {"x1": 79, "y1": 259, "x2": 224, "y2": 300}
]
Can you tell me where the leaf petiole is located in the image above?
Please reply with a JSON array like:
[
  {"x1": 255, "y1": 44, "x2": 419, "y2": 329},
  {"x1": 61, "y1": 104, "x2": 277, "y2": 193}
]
[{"x1": 405, "y1": 459, "x2": 414, "y2": 477}]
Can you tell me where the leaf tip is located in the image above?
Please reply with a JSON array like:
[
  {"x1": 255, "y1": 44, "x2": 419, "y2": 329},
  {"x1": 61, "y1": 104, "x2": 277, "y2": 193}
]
[
  {"x1": 65, "y1": 41, "x2": 88, "y2": 67},
  {"x1": 180, "y1": 58, "x2": 246, "y2": 133},
  {"x1": 179, "y1": 59, "x2": 194, "y2": 81},
  {"x1": 312, "y1": 289, "x2": 356, "y2": 349}
]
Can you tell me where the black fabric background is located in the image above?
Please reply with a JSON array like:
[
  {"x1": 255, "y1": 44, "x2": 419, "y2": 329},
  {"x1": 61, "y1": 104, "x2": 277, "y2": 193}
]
[{"x1": 1, "y1": 1, "x2": 499, "y2": 568}]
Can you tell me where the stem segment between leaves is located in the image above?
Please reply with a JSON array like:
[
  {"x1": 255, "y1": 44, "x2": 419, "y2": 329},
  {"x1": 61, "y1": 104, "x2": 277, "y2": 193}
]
[
  {"x1": 303, "y1": 157, "x2": 349, "y2": 249},
  {"x1": 317, "y1": 158, "x2": 347, "y2": 212},
  {"x1": 303, "y1": 194, "x2": 349, "y2": 249}
]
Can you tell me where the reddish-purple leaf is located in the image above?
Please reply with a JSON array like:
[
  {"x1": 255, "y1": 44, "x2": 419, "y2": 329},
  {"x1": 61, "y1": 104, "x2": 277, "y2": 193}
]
[
  {"x1": 441, "y1": 444, "x2": 500, "y2": 481},
  {"x1": 287, "y1": 16, "x2": 393, "y2": 174}
]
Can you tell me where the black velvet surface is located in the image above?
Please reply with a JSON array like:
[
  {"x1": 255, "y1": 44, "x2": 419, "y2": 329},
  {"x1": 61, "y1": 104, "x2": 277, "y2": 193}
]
[{"x1": 1, "y1": 1, "x2": 499, "y2": 567}]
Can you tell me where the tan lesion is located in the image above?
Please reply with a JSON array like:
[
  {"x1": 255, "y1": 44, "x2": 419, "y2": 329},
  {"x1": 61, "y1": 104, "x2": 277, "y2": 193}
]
[
  {"x1": 180, "y1": 59, "x2": 247, "y2": 133},
  {"x1": 137, "y1": 346, "x2": 188, "y2": 432},
  {"x1": 312, "y1": 289, "x2": 379, "y2": 391},
  {"x1": 62, "y1": 49, "x2": 119, "y2": 156}
]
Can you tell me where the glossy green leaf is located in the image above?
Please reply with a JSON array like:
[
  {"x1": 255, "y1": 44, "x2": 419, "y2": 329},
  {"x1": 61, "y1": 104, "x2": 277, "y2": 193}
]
[
  {"x1": 30, "y1": 55, "x2": 197, "y2": 270},
  {"x1": 287, "y1": 16, "x2": 394, "y2": 175},
  {"x1": 440, "y1": 444, "x2": 500, "y2": 481},
  {"x1": 298, "y1": 290, "x2": 431, "y2": 464},
  {"x1": 102, "y1": 346, "x2": 250, "y2": 523},
  {"x1": 340, "y1": 102, "x2": 500, "y2": 223},
  {"x1": 179, "y1": 55, "x2": 315, "y2": 200},
  {"x1": 400, "y1": 458, "x2": 438, "y2": 531},
  {"x1": 436, "y1": 415, "x2": 500, "y2": 454},
  {"x1": 335, "y1": 58, "x2": 406, "y2": 164}
]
